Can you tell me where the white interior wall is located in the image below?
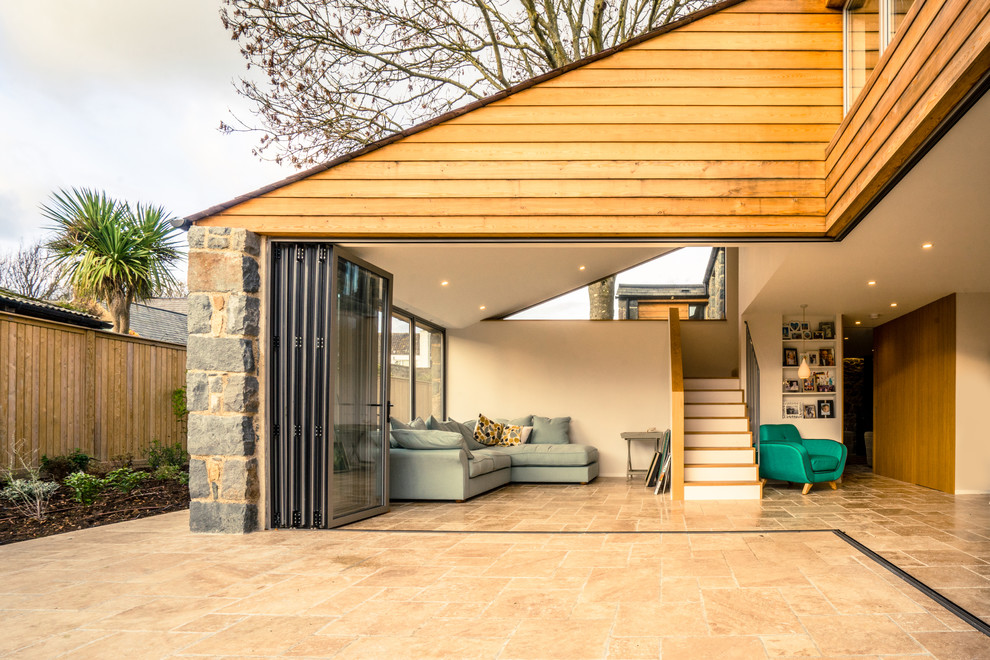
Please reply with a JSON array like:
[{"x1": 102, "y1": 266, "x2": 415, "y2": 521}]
[
  {"x1": 447, "y1": 321, "x2": 672, "y2": 478},
  {"x1": 680, "y1": 248, "x2": 740, "y2": 377},
  {"x1": 743, "y1": 311, "x2": 844, "y2": 443},
  {"x1": 955, "y1": 292, "x2": 990, "y2": 493}
]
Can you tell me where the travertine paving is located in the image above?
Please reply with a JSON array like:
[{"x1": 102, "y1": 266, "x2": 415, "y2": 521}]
[{"x1": 1, "y1": 466, "x2": 988, "y2": 658}]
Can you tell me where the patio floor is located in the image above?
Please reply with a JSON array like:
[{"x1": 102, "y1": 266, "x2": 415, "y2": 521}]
[{"x1": 1, "y1": 466, "x2": 989, "y2": 658}]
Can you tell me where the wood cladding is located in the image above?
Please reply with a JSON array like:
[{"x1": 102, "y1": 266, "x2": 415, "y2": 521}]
[
  {"x1": 826, "y1": 0, "x2": 990, "y2": 236},
  {"x1": 873, "y1": 295, "x2": 956, "y2": 493},
  {"x1": 0, "y1": 312, "x2": 187, "y2": 467},
  {"x1": 198, "y1": 0, "x2": 844, "y2": 239}
]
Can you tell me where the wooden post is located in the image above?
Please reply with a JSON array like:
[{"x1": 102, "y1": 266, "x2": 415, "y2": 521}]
[{"x1": 669, "y1": 308, "x2": 685, "y2": 501}]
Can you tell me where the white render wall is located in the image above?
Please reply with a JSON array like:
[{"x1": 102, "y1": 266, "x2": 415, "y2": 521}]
[
  {"x1": 447, "y1": 320, "x2": 672, "y2": 478},
  {"x1": 955, "y1": 293, "x2": 990, "y2": 494}
]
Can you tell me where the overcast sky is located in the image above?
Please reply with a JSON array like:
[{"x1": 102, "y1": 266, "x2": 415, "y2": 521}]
[{"x1": 0, "y1": 1, "x2": 288, "y2": 253}]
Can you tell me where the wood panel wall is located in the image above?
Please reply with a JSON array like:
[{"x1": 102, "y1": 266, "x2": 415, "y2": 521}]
[
  {"x1": 873, "y1": 294, "x2": 955, "y2": 493},
  {"x1": 199, "y1": 0, "x2": 843, "y2": 238},
  {"x1": 826, "y1": 0, "x2": 990, "y2": 236},
  {"x1": 0, "y1": 312, "x2": 187, "y2": 468}
]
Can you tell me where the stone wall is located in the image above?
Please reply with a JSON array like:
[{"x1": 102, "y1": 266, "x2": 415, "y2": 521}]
[
  {"x1": 185, "y1": 226, "x2": 262, "y2": 533},
  {"x1": 705, "y1": 248, "x2": 726, "y2": 320}
]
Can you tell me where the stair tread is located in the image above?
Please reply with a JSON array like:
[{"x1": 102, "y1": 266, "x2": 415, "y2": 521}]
[
  {"x1": 685, "y1": 431, "x2": 752, "y2": 435},
  {"x1": 685, "y1": 463, "x2": 758, "y2": 468},
  {"x1": 685, "y1": 480, "x2": 762, "y2": 486},
  {"x1": 684, "y1": 416, "x2": 749, "y2": 419},
  {"x1": 686, "y1": 446, "x2": 754, "y2": 451}
]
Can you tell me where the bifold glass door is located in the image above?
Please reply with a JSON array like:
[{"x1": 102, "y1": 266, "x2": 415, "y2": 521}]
[{"x1": 268, "y1": 243, "x2": 392, "y2": 528}]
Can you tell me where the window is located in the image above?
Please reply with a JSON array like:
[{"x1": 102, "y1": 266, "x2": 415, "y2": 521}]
[
  {"x1": 389, "y1": 310, "x2": 444, "y2": 421},
  {"x1": 844, "y1": 0, "x2": 916, "y2": 111}
]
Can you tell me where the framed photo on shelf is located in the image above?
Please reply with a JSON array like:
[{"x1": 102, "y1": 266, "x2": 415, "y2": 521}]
[
  {"x1": 783, "y1": 401, "x2": 802, "y2": 419},
  {"x1": 800, "y1": 322, "x2": 810, "y2": 333},
  {"x1": 783, "y1": 379, "x2": 800, "y2": 393},
  {"x1": 813, "y1": 330, "x2": 825, "y2": 340},
  {"x1": 783, "y1": 348, "x2": 798, "y2": 366},
  {"x1": 818, "y1": 399, "x2": 835, "y2": 418},
  {"x1": 815, "y1": 372, "x2": 835, "y2": 392},
  {"x1": 789, "y1": 321, "x2": 801, "y2": 334},
  {"x1": 806, "y1": 352, "x2": 819, "y2": 367},
  {"x1": 782, "y1": 325, "x2": 791, "y2": 339},
  {"x1": 819, "y1": 348, "x2": 835, "y2": 366},
  {"x1": 803, "y1": 404, "x2": 817, "y2": 419},
  {"x1": 820, "y1": 321, "x2": 835, "y2": 339},
  {"x1": 803, "y1": 377, "x2": 816, "y2": 392}
]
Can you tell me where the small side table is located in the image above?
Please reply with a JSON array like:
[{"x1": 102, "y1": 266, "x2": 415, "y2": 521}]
[{"x1": 621, "y1": 431, "x2": 664, "y2": 480}]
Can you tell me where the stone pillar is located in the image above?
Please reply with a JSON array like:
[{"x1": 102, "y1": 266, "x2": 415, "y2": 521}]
[{"x1": 185, "y1": 226, "x2": 262, "y2": 533}]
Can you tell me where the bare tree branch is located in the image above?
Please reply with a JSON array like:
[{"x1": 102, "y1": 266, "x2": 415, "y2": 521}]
[
  {"x1": 0, "y1": 241, "x2": 69, "y2": 301},
  {"x1": 221, "y1": 0, "x2": 711, "y2": 167}
]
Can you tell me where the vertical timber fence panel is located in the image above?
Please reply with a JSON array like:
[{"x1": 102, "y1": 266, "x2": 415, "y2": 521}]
[{"x1": 0, "y1": 311, "x2": 187, "y2": 467}]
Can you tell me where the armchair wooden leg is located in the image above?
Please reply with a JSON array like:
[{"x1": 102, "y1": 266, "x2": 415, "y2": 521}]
[
  {"x1": 829, "y1": 481, "x2": 838, "y2": 490},
  {"x1": 801, "y1": 483, "x2": 813, "y2": 495}
]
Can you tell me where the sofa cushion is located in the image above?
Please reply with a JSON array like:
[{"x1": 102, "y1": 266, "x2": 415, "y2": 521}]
[
  {"x1": 498, "y1": 424, "x2": 531, "y2": 447},
  {"x1": 530, "y1": 416, "x2": 571, "y2": 444},
  {"x1": 495, "y1": 415, "x2": 533, "y2": 427},
  {"x1": 471, "y1": 449, "x2": 512, "y2": 472},
  {"x1": 489, "y1": 444, "x2": 597, "y2": 467},
  {"x1": 389, "y1": 417, "x2": 427, "y2": 448},
  {"x1": 392, "y1": 429, "x2": 473, "y2": 459},
  {"x1": 428, "y1": 415, "x2": 486, "y2": 450},
  {"x1": 809, "y1": 455, "x2": 839, "y2": 472},
  {"x1": 474, "y1": 413, "x2": 506, "y2": 446}
]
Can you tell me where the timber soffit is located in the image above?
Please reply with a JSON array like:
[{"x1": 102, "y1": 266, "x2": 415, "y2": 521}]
[{"x1": 175, "y1": 0, "x2": 751, "y2": 230}]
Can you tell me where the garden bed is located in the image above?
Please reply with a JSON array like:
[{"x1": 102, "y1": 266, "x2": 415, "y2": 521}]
[{"x1": 0, "y1": 478, "x2": 189, "y2": 545}]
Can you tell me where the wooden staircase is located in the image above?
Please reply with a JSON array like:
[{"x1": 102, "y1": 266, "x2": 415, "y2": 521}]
[{"x1": 682, "y1": 377, "x2": 762, "y2": 500}]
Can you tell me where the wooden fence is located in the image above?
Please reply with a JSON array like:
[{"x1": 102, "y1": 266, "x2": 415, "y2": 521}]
[{"x1": 1, "y1": 311, "x2": 187, "y2": 468}]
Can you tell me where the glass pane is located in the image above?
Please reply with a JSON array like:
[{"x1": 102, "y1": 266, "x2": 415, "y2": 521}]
[
  {"x1": 389, "y1": 315, "x2": 412, "y2": 423},
  {"x1": 846, "y1": 0, "x2": 880, "y2": 106},
  {"x1": 889, "y1": 0, "x2": 914, "y2": 40},
  {"x1": 333, "y1": 258, "x2": 387, "y2": 520},
  {"x1": 414, "y1": 323, "x2": 444, "y2": 419}
]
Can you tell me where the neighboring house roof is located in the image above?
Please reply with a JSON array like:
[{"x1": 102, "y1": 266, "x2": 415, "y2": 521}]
[
  {"x1": 128, "y1": 301, "x2": 188, "y2": 346},
  {"x1": 0, "y1": 288, "x2": 111, "y2": 329},
  {"x1": 139, "y1": 297, "x2": 188, "y2": 315},
  {"x1": 176, "y1": 0, "x2": 744, "y2": 229},
  {"x1": 616, "y1": 284, "x2": 708, "y2": 300}
]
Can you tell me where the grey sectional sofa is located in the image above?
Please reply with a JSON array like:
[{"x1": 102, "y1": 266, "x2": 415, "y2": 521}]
[{"x1": 388, "y1": 415, "x2": 600, "y2": 501}]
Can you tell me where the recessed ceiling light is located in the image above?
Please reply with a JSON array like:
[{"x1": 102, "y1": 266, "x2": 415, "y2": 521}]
[
  {"x1": 844, "y1": 337, "x2": 849, "y2": 340},
  {"x1": 440, "y1": 280, "x2": 449, "y2": 287},
  {"x1": 855, "y1": 321, "x2": 862, "y2": 325},
  {"x1": 922, "y1": 242, "x2": 933, "y2": 249},
  {"x1": 579, "y1": 265, "x2": 586, "y2": 271},
  {"x1": 867, "y1": 280, "x2": 876, "y2": 286},
  {"x1": 479, "y1": 305, "x2": 486, "y2": 310},
  {"x1": 890, "y1": 302, "x2": 898, "y2": 307}
]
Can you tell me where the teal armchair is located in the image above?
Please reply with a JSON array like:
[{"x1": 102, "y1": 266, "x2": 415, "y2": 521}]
[{"x1": 758, "y1": 424, "x2": 847, "y2": 494}]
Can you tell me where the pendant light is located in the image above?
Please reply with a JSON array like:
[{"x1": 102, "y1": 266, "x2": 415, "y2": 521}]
[{"x1": 798, "y1": 304, "x2": 812, "y2": 380}]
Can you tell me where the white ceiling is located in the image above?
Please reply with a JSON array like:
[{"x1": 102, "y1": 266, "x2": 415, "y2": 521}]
[
  {"x1": 737, "y1": 89, "x2": 990, "y2": 327},
  {"x1": 342, "y1": 89, "x2": 990, "y2": 331},
  {"x1": 342, "y1": 244, "x2": 675, "y2": 328}
]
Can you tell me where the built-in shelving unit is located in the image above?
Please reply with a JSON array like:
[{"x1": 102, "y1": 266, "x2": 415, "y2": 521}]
[{"x1": 781, "y1": 313, "x2": 841, "y2": 421}]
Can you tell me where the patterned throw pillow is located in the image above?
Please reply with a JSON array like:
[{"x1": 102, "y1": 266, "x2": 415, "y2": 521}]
[
  {"x1": 474, "y1": 413, "x2": 505, "y2": 446},
  {"x1": 498, "y1": 424, "x2": 529, "y2": 447}
]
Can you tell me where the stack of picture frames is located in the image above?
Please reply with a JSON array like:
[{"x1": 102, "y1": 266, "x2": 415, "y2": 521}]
[
  {"x1": 783, "y1": 399, "x2": 835, "y2": 419},
  {"x1": 781, "y1": 320, "x2": 836, "y2": 340}
]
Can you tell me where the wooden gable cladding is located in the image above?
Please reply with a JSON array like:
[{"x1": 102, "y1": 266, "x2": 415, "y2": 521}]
[
  {"x1": 198, "y1": 0, "x2": 843, "y2": 239},
  {"x1": 825, "y1": 0, "x2": 990, "y2": 237}
]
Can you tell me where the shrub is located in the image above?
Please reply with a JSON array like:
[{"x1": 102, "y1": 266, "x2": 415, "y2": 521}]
[
  {"x1": 108, "y1": 452, "x2": 134, "y2": 469},
  {"x1": 152, "y1": 464, "x2": 190, "y2": 485},
  {"x1": 103, "y1": 468, "x2": 146, "y2": 493},
  {"x1": 171, "y1": 387, "x2": 188, "y2": 423},
  {"x1": 40, "y1": 448, "x2": 93, "y2": 482},
  {"x1": 145, "y1": 439, "x2": 187, "y2": 470},
  {"x1": 39, "y1": 456, "x2": 78, "y2": 482},
  {"x1": 2, "y1": 441, "x2": 60, "y2": 521},
  {"x1": 64, "y1": 472, "x2": 105, "y2": 505}
]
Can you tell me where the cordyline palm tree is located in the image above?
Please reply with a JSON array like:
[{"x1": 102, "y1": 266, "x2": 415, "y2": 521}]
[{"x1": 42, "y1": 188, "x2": 183, "y2": 334}]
